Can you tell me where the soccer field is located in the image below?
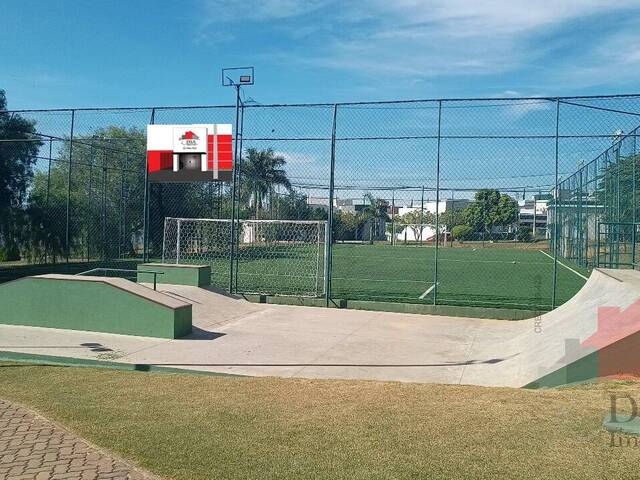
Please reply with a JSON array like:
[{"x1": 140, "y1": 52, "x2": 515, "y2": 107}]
[
  {"x1": 331, "y1": 244, "x2": 587, "y2": 310},
  {"x1": 212, "y1": 243, "x2": 588, "y2": 311}
]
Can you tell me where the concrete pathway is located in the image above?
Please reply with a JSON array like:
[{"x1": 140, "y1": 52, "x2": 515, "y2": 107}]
[{"x1": 0, "y1": 399, "x2": 154, "y2": 480}]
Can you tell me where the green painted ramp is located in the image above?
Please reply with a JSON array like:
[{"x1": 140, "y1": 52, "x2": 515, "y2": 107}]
[{"x1": 0, "y1": 274, "x2": 192, "y2": 339}]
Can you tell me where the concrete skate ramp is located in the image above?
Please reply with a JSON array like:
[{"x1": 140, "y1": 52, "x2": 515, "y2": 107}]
[
  {"x1": 460, "y1": 268, "x2": 640, "y2": 387},
  {"x1": 1, "y1": 269, "x2": 639, "y2": 387},
  {"x1": 142, "y1": 269, "x2": 640, "y2": 387}
]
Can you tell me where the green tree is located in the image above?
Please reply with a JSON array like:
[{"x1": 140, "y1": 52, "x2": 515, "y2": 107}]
[
  {"x1": 360, "y1": 193, "x2": 390, "y2": 244},
  {"x1": 516, "y1": 225, "x2": 532, "y2": 242},
  {"x1": 451, "y1": 224, "x2": 473, "y2": 241},
  {"x1": 240, "y1": 148, "x2": 292, "y2": 218},
  {"x1": 439, "y1": 207, "x2": 466, "y2": 231},
  {"x1": 463, "y1": 189, "x2": 518, "y2": 240},
  {"x1": 396, "y1": 208, "x2": 435, "y2": 243},
  {"x1": 28, "y1": 126, "x2": 148, "y2": 261},
  {"x1": 273, "y1": 190, "x2": 326, "y2": 221},
  {"x1": 593, "y1": 150, "x2": 639, "y2": 223},
  {"x1": 334, "y1": 210, "x2": 361, "y2": 242},
  {"x1": 0, "y1": 89, "x2": 42, "y2": 260}
]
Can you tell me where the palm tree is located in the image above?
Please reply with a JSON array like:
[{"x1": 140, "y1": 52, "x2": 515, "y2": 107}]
[
  {"x1": 240, "y1": 148, "x2": 292, "y2": 218},
  {"x1": 360, "y1": 193, "x2": 390, "y2": 244}
]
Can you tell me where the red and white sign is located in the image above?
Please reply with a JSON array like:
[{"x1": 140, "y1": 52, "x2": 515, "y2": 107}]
[{"x1": 147, "y1": 124, "x2": 233, "y2": 182}]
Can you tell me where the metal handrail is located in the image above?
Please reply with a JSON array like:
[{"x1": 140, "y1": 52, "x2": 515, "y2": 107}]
[{"x1": 76, "y1": 268, "x2": 163, "y2": 291}]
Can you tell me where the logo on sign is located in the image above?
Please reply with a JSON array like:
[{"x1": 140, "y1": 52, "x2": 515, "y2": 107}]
[
  {"x1": 179, "y1": 131, "x2": 199, "y2": 147},
  {"x1": 173, "y1": 127, "x2": 206, "y2": 153}
]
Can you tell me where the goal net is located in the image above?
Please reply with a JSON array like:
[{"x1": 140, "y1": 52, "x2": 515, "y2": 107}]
[{"x1": 162, "y1": 217, "x2": 327, "y2": 297}]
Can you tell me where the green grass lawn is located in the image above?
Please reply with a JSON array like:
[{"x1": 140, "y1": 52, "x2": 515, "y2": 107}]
[{"x1": 0, "y1": 363, "x2": 638, "y2": 480}]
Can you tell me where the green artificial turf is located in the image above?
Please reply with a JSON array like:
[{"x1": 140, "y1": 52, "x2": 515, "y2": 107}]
[
  {"x1": 331, "y1": 243, "x2": 588, "y2": 309},
  {"x1": 208, "y1": 243, "x2": 588, "y2": 310},
  {"x1": 1, "y1": 243, "x2": 588, "y2": 311}
]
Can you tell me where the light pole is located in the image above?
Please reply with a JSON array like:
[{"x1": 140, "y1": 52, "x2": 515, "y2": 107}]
[{"x1": 223, "y1": 67, "x2": 254, "y2": 293}]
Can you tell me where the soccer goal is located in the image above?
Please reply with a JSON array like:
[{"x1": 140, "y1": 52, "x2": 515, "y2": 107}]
[{"x1": 162, "y1": 217, "x2": 327, "y2": 297}]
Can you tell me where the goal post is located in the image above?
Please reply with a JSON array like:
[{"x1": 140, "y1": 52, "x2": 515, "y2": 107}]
[{"x1": 162, "y1": 217, "x2": 327, "y2": 297}]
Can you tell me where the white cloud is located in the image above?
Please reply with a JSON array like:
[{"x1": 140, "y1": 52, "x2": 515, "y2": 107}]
[
  {"x1": 274, "y1": 150, "x2": 318, "y2": 165},
  {"x1": 553, "y1": 27, "x2": 640, "y2": 87},
  {"x1": 201, "y1": 0, "x2": 332, "y2": 21},
  {"x1": 198, "y1": 0, "x2": 640, "y2": 90}
]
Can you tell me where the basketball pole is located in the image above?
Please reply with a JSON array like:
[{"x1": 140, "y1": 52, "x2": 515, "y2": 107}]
[{"x1": 229, "y1": 83, "x2": 241, "y2": 293}]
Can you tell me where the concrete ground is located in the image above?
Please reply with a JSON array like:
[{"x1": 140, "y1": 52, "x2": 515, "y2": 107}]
[
  {"x1": 0, "y1": 283, "x2": 521, "y2": 384},
  {"x1": 1, "y1": 269, "x2": 638, "y2": 387}
]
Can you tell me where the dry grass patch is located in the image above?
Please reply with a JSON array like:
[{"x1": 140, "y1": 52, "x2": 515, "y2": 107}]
[{"x1": 0, "y1": 363, "x2": 639, "y2": 479}]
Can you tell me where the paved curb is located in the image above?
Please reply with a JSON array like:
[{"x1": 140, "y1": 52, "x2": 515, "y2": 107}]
[
  {"x1": 0, "y1": 398, "x2": 160, "y2": 480},
  {"x1": 0, "y1": 350, "x2": 243, "y2": 378}
]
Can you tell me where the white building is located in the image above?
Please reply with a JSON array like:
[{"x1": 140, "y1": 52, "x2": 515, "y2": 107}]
[
  {"x1": 518, "y1": 194, "x2": 551, "y2": 237},
  {"x1": 306, "y1": 196, "x2": 331, "y2": 211}
]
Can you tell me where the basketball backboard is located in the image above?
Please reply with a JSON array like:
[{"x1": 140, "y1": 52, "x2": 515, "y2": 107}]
[{"x1": 222, "y1": 67, "x2": 254, "y2": 86}]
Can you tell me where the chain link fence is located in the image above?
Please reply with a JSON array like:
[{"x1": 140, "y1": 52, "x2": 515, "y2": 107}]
[
  {"x1": 554, "y1": 125, "x2": 639, "y2": 270},
  {"x1": 2, "y1": 95, "x2": 640, "y2": 311}
]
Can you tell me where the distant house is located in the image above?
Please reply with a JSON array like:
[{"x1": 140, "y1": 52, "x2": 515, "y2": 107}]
[
  {"x1": 336, "y1": 198, "x2": 389, "y2": 241},
  {"x1": 518, "y1": 194, "x2": 551, "y2": 237},
  {"x1": 306, "y1": 196, "x2": 331, "y2": 211}
]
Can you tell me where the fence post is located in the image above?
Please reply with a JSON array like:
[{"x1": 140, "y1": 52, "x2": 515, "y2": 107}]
[
  {"x1": 391, "y1": 189, "x2": 395, "y2": 246},
  {"x1": 433, "y1": 100, "x2": 442, "y2": 305},
  {"x1": 632, "y1": 223, "x2": 637, "y2": 268},
  {"x1": 176, "y1": 219, "x2": 181, "y2": 265},
  {"x1": 120, "y1": 154, "x2": 126, "y2": 259},
  {"x1": 88, "y1": 148, "x2": 93, "y2": 262},
  {"x1": 234, "y1": 102, "x2": 245, "y2": 293},
  {"x1": 65, "y1": 109, "x2": 75, "y2": 264},
  {"x1": 142, "y1": 108, "x2": 154, "y2": 262},
  {"x1": 315, "y1": 221, "x2": 323, "y2": 296},
  {"x1": 578, "y1": 164, "x2": 583, "y2": 266},
  {"x1": 420, "y1": 185, "x2": 424, "y2": 245},
  {"x1": 325, "y1": 104, "x2": 338, "y2": 307},
  {"x1": 596, "y1": 222, "x2": 601, "y2": 267},
  {"x1": 102, "y1": 149, "x2": 107, "y2": 261},
  {"x1": 45, "y1": 138, "x2": 53, "y2": 262},
  {"x1": 323, "y1": 220, "x2": 330, "y2": 297},
  {"x1": 633, "y1": 129, "x2": 637, "y2": 227},
  {"x1": 161, "y1": 217, "x2": 167, "y2": 263},
  {"x1": 552, "y1": 98, "x2": 560, "y2": 309},
  {"x1": 634, "y1": 130, "x2": 638, "y2": 269},
  {"x1": 229, "y1": 86, "x2": 242, "y2": 293}
]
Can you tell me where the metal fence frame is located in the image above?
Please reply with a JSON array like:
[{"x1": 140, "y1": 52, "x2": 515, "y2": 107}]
[{"x1": 3, "y1": 93, "x2": 640, "y2": 309}]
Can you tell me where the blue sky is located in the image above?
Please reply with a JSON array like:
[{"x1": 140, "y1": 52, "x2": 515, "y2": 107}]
[{"x1": 2, "y1": 0, "x2": 640, "y2": 110}]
